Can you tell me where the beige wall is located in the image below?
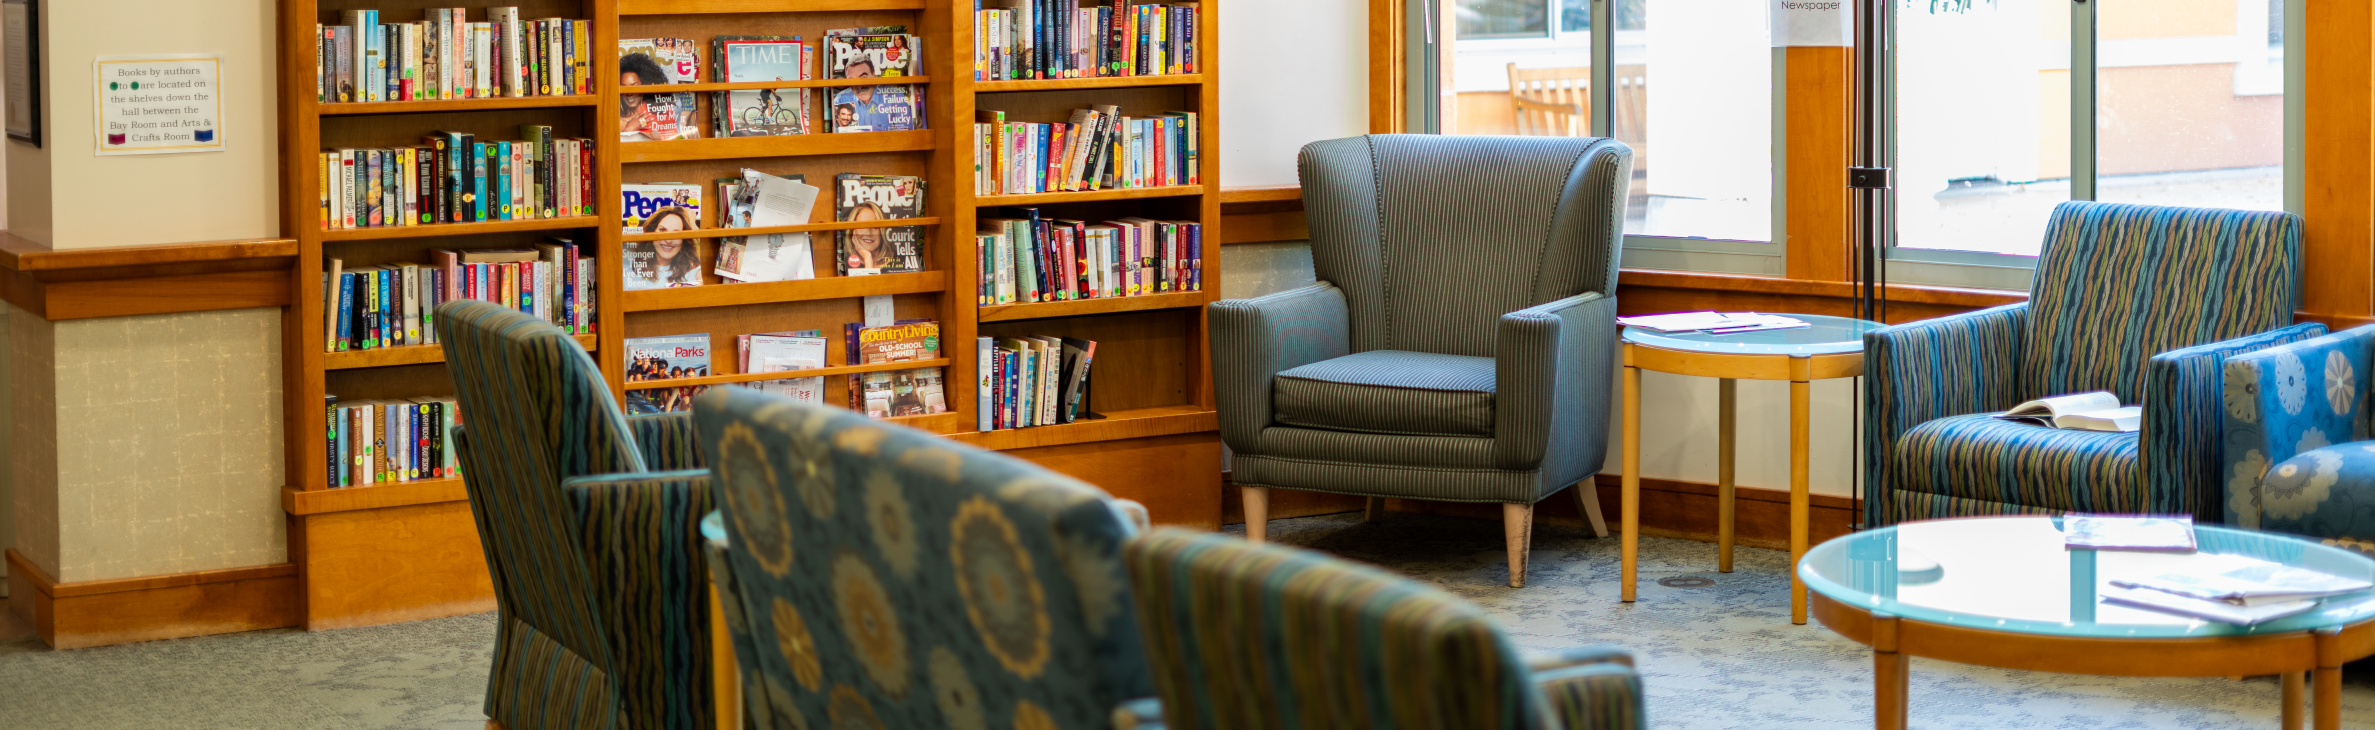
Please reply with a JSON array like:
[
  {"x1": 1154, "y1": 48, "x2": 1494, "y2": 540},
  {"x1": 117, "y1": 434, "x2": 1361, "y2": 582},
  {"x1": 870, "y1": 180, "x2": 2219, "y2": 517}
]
[
  {"x1": 7, "y1": 0, "x2": 288, "y2": 585},
  {"x1": 35, "y1": 0, "x2": 277, "y2": 248}
]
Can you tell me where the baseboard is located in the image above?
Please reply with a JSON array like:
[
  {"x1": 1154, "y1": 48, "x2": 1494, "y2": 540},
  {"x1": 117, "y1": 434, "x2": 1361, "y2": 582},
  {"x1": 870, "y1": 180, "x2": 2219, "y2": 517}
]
[
  {"x1": 1223, "y1": 474, "x2": 1860, "y2": 551},
  {"x1": 3, "y1": 549, "x2": 301, "y2": 649}
]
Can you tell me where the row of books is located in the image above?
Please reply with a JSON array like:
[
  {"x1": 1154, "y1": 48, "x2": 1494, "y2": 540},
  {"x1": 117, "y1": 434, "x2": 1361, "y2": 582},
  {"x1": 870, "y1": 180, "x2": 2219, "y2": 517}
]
[
  {"x1": 976, "y1": 335, "x2": 1097, "y2": 430},
  {"x1": 974, "y1": 107, "x2": 1199, "y2": 195},
  {"x1": 322, "y1": 244, "x2": 594, "y2": 354},
  {"x1": 316, "y1": 8, "x2": 589, "y2": 104},
  {"x1": 976, "y1": 213, "x2": 1202, "y2": 304},
  {"x1": 619, "y1": 27, "x2": 923, "y2": 142},
  {"x1": 319, "y1": 125, "x2": 590, "y2": 230},
  {"x1": 323, "y1": 394, "x2": 458, "y2": 488},
  {"x1": 621, "y1": 321, "x2": 949, "y2": 419},
  {"x1": 972, "y1": 1, "x2": 1199, "y2": 80},
  {"x1": 619, "y1": 172, "x2": 925, "y2": 289}
]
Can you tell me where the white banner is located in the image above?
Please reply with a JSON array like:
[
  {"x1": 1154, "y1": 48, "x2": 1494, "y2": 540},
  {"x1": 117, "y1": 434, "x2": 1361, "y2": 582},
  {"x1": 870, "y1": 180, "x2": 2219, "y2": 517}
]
[{"x1": 1773, "y1": 0, "x2": 1853, "y2": 47}]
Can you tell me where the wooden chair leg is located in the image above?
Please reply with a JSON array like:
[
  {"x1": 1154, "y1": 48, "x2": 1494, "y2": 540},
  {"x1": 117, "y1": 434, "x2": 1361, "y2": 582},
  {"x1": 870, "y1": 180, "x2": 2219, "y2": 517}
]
[
  {"x1": 1572, "y1": 481, "x2": 1609, "y2": 538},
  {"x1": 1364, "y1": 496, "x2": 1386, "y2": 523},
  {"x1": 1242, "y1": 486, "x2": 1270, "y2": 543},
  {"x1": 1505, "y1": 502, "x2": 1535, "y2": 588}
]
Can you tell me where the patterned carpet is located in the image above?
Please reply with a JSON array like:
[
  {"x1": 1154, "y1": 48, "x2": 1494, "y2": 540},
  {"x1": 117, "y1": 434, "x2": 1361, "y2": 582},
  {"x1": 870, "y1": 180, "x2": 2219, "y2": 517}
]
[{"x1": 1, "y1": 512, "x2": 2370, "y2": 729}]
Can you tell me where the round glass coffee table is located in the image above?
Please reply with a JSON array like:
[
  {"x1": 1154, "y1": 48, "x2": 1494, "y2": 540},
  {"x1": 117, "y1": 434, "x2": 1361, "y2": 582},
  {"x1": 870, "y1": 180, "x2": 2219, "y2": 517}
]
[
  {"x1": 1801, "y1": 516, "x2": 2375, "y2": 730},
  {"x1": 1620, "y1": 313, "x2": 1884, "y2": 624}
]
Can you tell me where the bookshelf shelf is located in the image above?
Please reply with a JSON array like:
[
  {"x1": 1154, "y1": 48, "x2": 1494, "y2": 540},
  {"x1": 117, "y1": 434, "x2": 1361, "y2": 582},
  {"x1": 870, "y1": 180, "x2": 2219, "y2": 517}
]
[
  {"x1": 619, "y1": 77, "x2": 934, "y2": 94},
  {"x1": 620, "y1": 271, "x2": 950, "y2": 312},
  {"x1": 316, "y1": 95, "x2": 601, "y2": 116},
  {"x1": 621, "y1": 217, "x2": 942, "y2": 243},
  {"x1": 975, "y1": 74, "x2": 1204, "y2": 93},
  {"x1": 281, "y1": 479, "x2": 468, "y2": 516},
  {"x1": 323, "y1": 335, "x2": 599, "y2": 370},
  {"x1": 950, "y1": 405, "x2": 1219, "y2": 451},
  {"x1": 631, "y1": 358, "x2": 955, "y2": 390},
  {"x1": 617, "y1": 130, "x2": 935, "y2": 164},
  {"x1": 976, "y1": 291, "x2": 1209, "y2": 323},
  {"x1": 618, "y1": 0, "x2": 925, "y2": 14},
  {"x1": 975, "y1": 185, "x2": 1205, "y2": 207},
  {"x1": 318, "y1": 216, "x2": 601, "y2": 242}
]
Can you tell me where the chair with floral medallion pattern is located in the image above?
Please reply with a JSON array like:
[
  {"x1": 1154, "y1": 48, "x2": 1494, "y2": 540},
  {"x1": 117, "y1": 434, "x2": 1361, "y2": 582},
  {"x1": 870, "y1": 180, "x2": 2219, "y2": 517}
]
[
  {"x1": 2222, "y1": 324, "x2": 2375, "y2": 555},
  {"x1": 689, "y1": 385, "x2": 1154, "y2": 730}
]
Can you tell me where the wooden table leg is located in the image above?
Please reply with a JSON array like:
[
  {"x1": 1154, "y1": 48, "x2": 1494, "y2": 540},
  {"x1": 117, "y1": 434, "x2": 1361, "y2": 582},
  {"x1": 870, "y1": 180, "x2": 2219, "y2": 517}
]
[
  {"x1": 710, "y1": 583, "x2": 742, "y2": 730},
  {"x1": 2283, "y1": 671, "x2": 2305, "y2": 730},
  {"x1": 2315, "y1": 628, "x2": 2341, "y2": 730},
  {"x1": 1718, "y1": 378, "x2": 1736, "y2": 573},
  {"x1": 1874, "y1": 613, "x2": 1908, "y2": 730},
  {"x1": 1790, "y1": 367, "x2": 1812, "y2": 625},
  {"x1": 1622, "y1": 357, "x2": 1642, "y2": 603}
]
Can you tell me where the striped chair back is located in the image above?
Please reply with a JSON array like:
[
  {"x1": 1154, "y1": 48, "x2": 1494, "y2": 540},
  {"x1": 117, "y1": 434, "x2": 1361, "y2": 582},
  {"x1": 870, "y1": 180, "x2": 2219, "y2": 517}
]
[
  {"x1": 1126, "y1": 528, "x2": 1547, "y2": 730},
  {"x1": 1299, "y1": 134, "x2": 1631, "y2": 358},
  {"x1": 692, "y1": 386, "x2": 1153, "y2": 730},
  {"x1": 2022, "y1": 201, "x2": 2302, "y2": 402},
  {"x1": 436, "y1": 300, "x2": 648, "y2": 726}
]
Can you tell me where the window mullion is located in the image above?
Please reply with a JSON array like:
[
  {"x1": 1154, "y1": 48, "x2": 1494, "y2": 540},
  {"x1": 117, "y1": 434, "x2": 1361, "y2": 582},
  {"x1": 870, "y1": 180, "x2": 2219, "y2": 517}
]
[
  {"x1": 2071, "y1": 0, "x2": 2097, "y2": 201},
  {"x1": 1591, "y1": 0, "x2": 1612, "y2": 137}
]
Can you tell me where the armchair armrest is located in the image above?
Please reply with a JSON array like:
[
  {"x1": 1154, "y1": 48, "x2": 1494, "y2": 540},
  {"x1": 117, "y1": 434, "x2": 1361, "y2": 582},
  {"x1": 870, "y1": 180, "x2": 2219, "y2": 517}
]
[
  {"x1": 2219, "y1": 325, "x2": 2370, "y2": 527},
  {"x1": 2144, "y1": 323, "x2": 2329, "y2": 521},
  {"x1": 626, "y1": 411, "x2": 705, "y2": 472},
  {"x1": 1862, "y1": 303, "x2": 2028, "y2": 527},
  {"x1": 1524, "y1": 645, "x2": 1635, "y2": 673},
  {"x1": 1533, "y1": 659, "x2": 1646, "y2": 730},
  {"x1": 561, "y1": 469, "x2": 716, "y2": 730},
  {"x1": 1495, "y1": 292, "x2": 1617, "y2": 476},
  {"x1": 1209, "y1": 283, "x2": 1352, "y2": 455}
]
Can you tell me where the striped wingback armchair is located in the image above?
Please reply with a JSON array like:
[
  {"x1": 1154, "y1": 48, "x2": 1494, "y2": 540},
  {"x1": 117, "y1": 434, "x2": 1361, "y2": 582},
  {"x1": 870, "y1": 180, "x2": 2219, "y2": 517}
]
[
  {"x1": 1864, "y1": 201, "x2": 2314, "y2": 526},
  {"x1": 1212, "y1": 134, "x2": 1632, "y2": 588},
  {"x1": 437, "y1": 300, "x2": 718, "y2": 730},
  {"x1": 1120, "y1": 528, "x2": 1646, "y2": 730},
  {"x1": 690, "y1": 386, "x2": 1155, "y2": 730}
]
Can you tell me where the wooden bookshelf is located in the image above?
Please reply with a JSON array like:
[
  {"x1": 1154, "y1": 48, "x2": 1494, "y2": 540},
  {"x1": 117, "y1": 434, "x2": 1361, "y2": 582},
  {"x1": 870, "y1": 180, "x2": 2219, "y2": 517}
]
[{"x1": 273, "y1": 0, "x2": 1222, "y2": 632}]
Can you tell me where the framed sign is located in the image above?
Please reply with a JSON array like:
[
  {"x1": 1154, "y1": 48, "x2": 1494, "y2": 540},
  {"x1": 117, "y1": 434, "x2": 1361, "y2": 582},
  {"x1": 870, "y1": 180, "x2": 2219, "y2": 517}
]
[
  {"x1": 4, "y1": 0, "x2": 37, "y2": 146},
  {"x1": 94, "y1": 54, "x2": 221, "y2": 155}
]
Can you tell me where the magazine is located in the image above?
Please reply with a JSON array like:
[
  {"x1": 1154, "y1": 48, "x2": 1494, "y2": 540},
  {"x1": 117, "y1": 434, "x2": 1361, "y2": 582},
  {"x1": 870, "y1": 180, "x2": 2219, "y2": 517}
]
[
  {"x1": 617, "y1": 38, "x2": 702, "y2": 141},
  {"x1": 847, "y1": 319, "x2": 947, "y2": 418},
  {"x1": 621, "y1": 183, "x2": 704, "y2": 290},
  {"x1": 2110, "y1": 554, "x2": 2374, "y2": 607},
  {"x1": 715, "y1": 36, "x2": 810, "y2": 137},
  {"x1": 835, "y1": 173, "x2": 925, "y2": 275},
  {"x1": 624, "y1": 334, "x2": 710, "y2": 414},
  {"x1": 856, "y1": 368, "x2": 948, "y2": 418},
  {"x1": 1995, "y1": 391, "x2": 2141, "y2": 433},
  {"x1": 714, "y1": 170, "x2": 819, "y2": 283},
  {"x1": 2101, "y1": 585, "x2": 2320, "y2": 626},
  {"x1": 2063, "y1": 515, "x2": 2197, "y2": 552},
  {"x1": 740, "y1": 329, "x2": 828, "y2": 404},
  {"x1": 824, "y1": 29, "x2": 922, "y2": 133}
]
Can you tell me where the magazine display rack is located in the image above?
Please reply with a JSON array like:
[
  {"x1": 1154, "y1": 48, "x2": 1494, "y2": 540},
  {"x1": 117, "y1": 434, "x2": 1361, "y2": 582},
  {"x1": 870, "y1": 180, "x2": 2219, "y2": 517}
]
[{"x1": 275, "y1": 0, "x2": 1219, "y2": 630}]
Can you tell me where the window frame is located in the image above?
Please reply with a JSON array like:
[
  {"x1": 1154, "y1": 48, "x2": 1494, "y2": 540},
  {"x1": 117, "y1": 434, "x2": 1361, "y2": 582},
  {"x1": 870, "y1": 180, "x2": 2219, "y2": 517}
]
[{"x1": 1880, "y1": 0, "x2": 2304, "y2": 290}]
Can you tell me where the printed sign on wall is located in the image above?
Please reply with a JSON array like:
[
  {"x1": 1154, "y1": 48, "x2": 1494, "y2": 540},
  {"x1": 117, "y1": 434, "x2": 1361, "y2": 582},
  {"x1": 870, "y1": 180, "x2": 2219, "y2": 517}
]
[
  {"x1": 94, "y1": 54, "x2": 223, "y2": 155},
  {"x1": 1773, "y1": 0, "x2": 1853, "y2": 47}
]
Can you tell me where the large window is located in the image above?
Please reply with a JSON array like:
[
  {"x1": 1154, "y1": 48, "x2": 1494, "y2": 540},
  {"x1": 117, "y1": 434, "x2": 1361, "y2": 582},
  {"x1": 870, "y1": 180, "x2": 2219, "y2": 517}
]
[
  {"x1": 1427, "y1": 0, "x2": 1776, "y2": 268},
  {"x1": 1895, "y1": 0, "x2": 2290, "y2": 259}
]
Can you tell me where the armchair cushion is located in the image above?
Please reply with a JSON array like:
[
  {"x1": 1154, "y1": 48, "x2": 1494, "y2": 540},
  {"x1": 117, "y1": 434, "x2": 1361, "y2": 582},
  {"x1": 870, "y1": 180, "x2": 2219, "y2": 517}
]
[
  {"x1": 1274, "y1": 350, "x2": 1497, "y2": 437},
  {"x1": 1893, "y1": 414, "x2": 2144, "y2": 515},
  {"x1": 2224, "y1": 325, "x2": 2375, "y2": 527},
  {"x1": 2256, "y1": 443, "x2": 2375, "y2": 555}
]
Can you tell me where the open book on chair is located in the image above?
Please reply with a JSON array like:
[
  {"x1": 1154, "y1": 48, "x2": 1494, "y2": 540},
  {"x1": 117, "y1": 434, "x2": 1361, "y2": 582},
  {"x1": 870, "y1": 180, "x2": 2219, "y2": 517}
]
[{"x1": 1993, "y1": 391, "x2": 2142, "y2": 433}]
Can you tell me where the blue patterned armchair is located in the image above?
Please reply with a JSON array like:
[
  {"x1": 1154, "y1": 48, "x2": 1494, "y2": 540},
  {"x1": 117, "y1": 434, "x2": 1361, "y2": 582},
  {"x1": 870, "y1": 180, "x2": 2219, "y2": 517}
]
[
  {"x1": 436, "y1": 300, "x2": 719, "y2": 730},
  {"x1": 2222, "y1": 325, "x2": 2375, "y2": 555},
  {"x1": 690, "y1": 386, "x2": 1155, "y2": 730},
  {"x1": 1119, "y1": 528, "x2": 1645, "y2": 730},
  {"x1": 1864, "y1": 202, "x2": 2314, "y2": 526}
]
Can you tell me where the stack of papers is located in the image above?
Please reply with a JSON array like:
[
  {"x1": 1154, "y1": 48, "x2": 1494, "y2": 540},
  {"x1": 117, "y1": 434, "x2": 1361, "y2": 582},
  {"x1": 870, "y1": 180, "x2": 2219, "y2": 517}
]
[
  {"x1": 1617, "y1": 311, "x2": 1810, "y2": 335},
  {"x1": 2103, "y1": 554, "x2": 2373, "y2": 625},
  {"x1": 2063, "y1": 515, "x2": 2196, "y2": 552}
]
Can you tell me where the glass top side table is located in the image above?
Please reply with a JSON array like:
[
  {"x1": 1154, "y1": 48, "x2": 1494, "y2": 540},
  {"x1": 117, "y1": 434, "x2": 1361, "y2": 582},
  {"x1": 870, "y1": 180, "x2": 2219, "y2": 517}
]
[{"x1": 1619, "y1": 313, "x2": 1884, "y2": 625}]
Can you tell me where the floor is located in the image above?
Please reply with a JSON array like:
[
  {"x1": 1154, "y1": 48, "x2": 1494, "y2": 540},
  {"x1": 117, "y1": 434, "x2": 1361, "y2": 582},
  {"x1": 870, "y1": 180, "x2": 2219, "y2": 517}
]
[{"x1": 1, "y1": 512, "x2": 2371, "y2": 729}]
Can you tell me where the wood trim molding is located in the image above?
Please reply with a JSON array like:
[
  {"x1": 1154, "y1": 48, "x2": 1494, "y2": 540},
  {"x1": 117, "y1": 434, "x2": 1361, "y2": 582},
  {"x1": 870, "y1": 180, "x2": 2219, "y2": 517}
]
[
  {"x1": 4, "y1": 549, "x2": 300, "y2": 649},
  {"x1": 282, "y1": 481, "x2": 470, "y2": 516},
  {"x1": 1618, "y1": 269, "x2": 2025, "y2": 309},
  {"x1": 0, "y1": 234, "x2": 298, "y2": 320}
]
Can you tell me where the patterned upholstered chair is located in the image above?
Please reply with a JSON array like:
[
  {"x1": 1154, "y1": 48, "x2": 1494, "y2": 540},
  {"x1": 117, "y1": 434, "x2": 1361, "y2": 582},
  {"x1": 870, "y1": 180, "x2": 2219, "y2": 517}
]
[
  {"x1": 1864, "y1": 202, "x2": 2314, "y2": 526},
  {"x1": 437, "y1": 300, "x2": 718, "y2": 730},
  {"x1": 690, "y1": 386, "x2": 1155, "y2": 730},
  {"x1": 1213, "y1": 134, "x2": 1632, "y2": 587},
  {"x1": 1120, "y1": 528, "x2": 1646, "y2": 730},
  {"x1": 2221, "y1": 325, "x2": 2375, "y2": 555}
]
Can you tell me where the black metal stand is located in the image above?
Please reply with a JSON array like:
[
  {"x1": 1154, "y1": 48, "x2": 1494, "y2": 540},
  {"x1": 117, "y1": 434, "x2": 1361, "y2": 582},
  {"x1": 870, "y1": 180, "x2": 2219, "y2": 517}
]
[{"x1": 1848, "y1": 0, "x2": 1892, "y2": 530}]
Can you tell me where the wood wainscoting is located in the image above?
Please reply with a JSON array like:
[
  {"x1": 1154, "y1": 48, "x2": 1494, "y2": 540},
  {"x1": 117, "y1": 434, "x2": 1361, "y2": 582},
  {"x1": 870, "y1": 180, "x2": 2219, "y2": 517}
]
[
  {"x1": 289, "y1": 499, "x2": 496, "y2": 631},
  {"x1": 1007, "y1": 432, "x2": 1227, "y2": 531},
  {"x1": 3, "y1": 549, "x2": 301, "y2": 650}
]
